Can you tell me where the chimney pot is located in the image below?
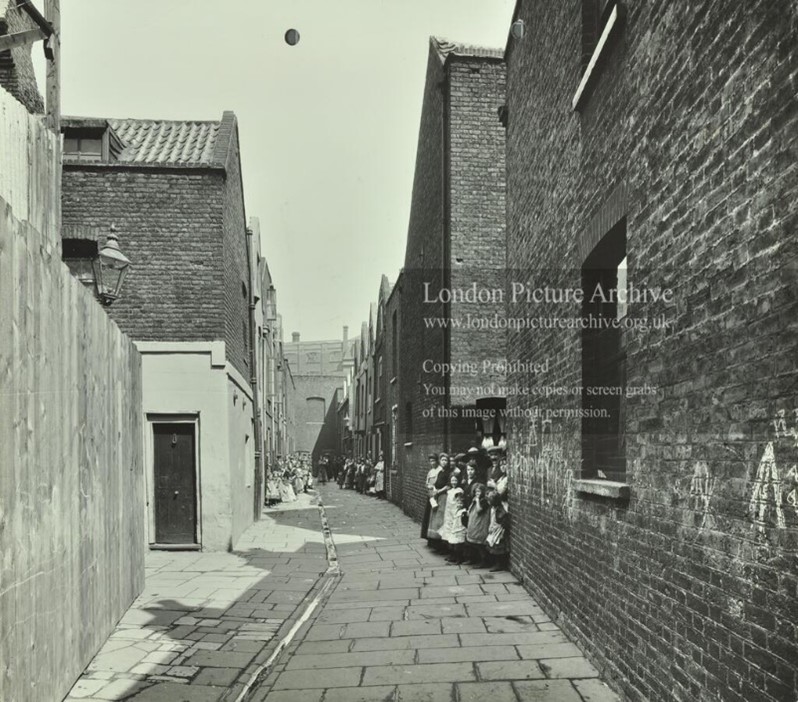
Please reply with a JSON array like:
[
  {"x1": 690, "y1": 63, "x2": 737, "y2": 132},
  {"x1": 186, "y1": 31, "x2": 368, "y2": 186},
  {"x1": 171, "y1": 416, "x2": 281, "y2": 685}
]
[
  {"x1": 292, "y1": 332, "x2": 300, "y2": 343},
  {"x1": 343, "y1": 325, "x2": 349, "y2": 343}
]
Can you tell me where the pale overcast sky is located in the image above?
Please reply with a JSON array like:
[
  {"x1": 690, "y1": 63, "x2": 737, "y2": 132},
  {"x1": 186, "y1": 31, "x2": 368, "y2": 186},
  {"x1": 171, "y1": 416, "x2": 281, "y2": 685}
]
[{"x1": 55, "y1": 0, "x2": 514, "y2": 340}]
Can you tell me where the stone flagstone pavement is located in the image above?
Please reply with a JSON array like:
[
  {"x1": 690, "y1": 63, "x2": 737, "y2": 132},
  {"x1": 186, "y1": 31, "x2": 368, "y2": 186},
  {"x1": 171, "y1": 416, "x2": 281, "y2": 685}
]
[
  {"x1": 64, "y1": 493, "x2": 333, "y2": 701},
  {"x1": 64, "y1": 485, "x2": 622, "y2": 702},
  {"x1": 250, "y1": 484, "x2": 621, "y2": 702}
]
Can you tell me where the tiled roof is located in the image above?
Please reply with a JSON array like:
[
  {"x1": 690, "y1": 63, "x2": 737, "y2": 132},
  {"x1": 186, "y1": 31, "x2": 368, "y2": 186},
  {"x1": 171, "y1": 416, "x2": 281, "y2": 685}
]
[
  {"x1": 432, "y1": 36, "x2": 504, "y2": 61},
  {"x1": 108, "y1": 119, "x2": 220, "y2": 165}
]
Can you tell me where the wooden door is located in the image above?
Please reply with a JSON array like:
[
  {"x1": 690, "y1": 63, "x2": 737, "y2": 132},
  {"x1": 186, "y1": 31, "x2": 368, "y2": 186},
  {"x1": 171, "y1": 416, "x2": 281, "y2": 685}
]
[{"x1": 153, "y1": 423, "x2": 197, "y2": 544}]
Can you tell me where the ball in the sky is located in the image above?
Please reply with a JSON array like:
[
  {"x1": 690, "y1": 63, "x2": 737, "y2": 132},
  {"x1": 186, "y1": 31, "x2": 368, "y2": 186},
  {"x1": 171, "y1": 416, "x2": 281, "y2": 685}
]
[{"x1": 285, "y1": 29, "x2": 300, "y2": 46}]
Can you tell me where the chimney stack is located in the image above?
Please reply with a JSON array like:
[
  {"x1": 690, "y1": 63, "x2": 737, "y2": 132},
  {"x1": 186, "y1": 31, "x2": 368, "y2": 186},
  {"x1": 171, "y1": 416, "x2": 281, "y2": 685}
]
[
  {"x1": 292, "y1": 332, "x2": 300, "y2": 343},
  {"x1": 343, "y1": 325, "x2": 349, "y2": 344}
]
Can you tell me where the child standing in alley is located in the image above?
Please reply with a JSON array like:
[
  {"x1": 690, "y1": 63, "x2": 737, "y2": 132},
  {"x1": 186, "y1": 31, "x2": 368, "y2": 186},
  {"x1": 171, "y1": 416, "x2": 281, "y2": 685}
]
[
  {"x1": 464, "y1": 482, "x2": 490, "y2": 565},
  {"x1": 443, "y1": 473, "x2": 467, "y2": 564},
  {"x1": 485, "y1": 490, "x2": 509, "y2": 571}
]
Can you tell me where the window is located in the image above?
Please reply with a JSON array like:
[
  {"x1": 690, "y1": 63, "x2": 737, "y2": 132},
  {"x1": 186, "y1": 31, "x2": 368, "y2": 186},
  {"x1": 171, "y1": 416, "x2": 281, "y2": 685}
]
[
  {"x1": 63, "y1": 130, "x2": 105, "y2": 161},
  {"x1": 574, "y1": 0, "x2": 625, "y2": 111},
  {"x1": 374, "y1": 356, "x2": 382, "y2": 401},
  {"x1": 404, "y1": 402, "x2": 413, "y2": 440},
  {"x1": 391, "y1": 312, "x2": 398, "y2": 377},
  {"x1": 581, "y1": 0, "x2": 616, "y2": 72},
  {"x1": 242, "y1": 283, "x2": 249, "y2": 365},
  {"x1": 581, "y1": 217, "x2": 626, "y2": 482}
]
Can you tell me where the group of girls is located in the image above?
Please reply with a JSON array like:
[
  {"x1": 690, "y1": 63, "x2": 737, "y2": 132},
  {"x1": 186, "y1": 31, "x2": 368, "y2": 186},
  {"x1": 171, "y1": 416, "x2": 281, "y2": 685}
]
[
  {"x1": 265, "y1": 453, "x2": 313, "y2": 506},
  {"x1": 421, "y1": 447, "x2": 509, "y2": 571},
  {"x1": 336, "y1": 454, "x2": 387, "y2": 498}
]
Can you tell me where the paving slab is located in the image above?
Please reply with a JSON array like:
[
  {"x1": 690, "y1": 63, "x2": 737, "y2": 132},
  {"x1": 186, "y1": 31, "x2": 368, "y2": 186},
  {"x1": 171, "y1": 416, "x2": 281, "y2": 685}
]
[
  {"x1": 477, "y1": 659, "x2": 547, "y2": 681},
  {"x1": 369, "y1": 606, "x2": 407, "y2": 621},
  {"x1": 285, "y1": 649, "x2": 415, "y2": 670},
  {"x1": 457, "y1": 680, "x2": 518, "y2": 702},
  {"x1": 539, "y1": 656, "x2": 600, "y2": 678},
  {"x1": 362, "y1": 662, "x2": 476, "y2": 686},
  {"x1": 466, "y1": 631, "x2": 569, "y2": 647},
  {"x1": 573, "y1": 678, "x2": 624, "y2": 700},
  {"x1": 259, "y1": 689, "x2": 324, "y2": 702},
  {"x1": 390, "y1": 619, "x2": 442, "y2": 637},
  {"x1": 271, "y1": 666, "x2": 363, "y2": 689},
  {"x1": 441, "y1": 617, "x2": 487, "y2": 634},
  {"x1": 322, "y1": 686, "x2": 398, "y2": 702},
  {"x1": 483, "y1": 615, "x2": 539, "y2": 633},
  {"x1": 513, "y1": 679, "x2": 584, "y2": 701},
  {"x1": 517, "y1": 642, "x2": 585, "y2": 660},
  {"x1": 394, "y1": 683, "x2": 454, "y2": 702},
  {"x1": 418, "y1": 645, "x2": 519, "y2": 664},
  {"x1": 350, "y1": 634, "x2": 460, "y2": 651}
]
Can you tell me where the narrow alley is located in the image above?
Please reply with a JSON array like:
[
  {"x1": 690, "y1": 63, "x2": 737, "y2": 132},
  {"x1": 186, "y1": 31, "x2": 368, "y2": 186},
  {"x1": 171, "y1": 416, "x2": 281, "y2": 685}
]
[{"x1": 67, "y1": 485, "x2": 620, "y2": 702}]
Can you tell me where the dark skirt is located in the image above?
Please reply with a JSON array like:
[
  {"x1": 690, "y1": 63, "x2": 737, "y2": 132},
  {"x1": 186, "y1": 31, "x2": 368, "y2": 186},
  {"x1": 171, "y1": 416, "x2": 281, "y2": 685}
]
[
  {"x1": 420, "y1": 499, "x2": 432, "y2": 539},
  {"x1": 465, "y1": 506, "x2": 490, "y2": 545},
  {"x1": 426, "y1": 491, "x2": 447, "y2": 540}
]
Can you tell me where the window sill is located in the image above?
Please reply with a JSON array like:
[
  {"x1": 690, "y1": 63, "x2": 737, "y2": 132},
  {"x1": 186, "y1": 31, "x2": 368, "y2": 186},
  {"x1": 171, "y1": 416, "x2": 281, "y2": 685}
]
[
  {"x1": 572, "y1": 3, "x2": 626, "y2": 112},
  {"x1": 574, "y1": 479, "x2": 630, "y2": 500},
  {"x1": 403, "y1": 442, "x2": 413, "y2": 448}
]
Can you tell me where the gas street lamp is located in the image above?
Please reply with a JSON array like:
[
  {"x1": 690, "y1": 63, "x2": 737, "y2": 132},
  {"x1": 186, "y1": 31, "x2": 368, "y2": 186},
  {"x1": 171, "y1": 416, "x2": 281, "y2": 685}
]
[{"x1": 92, "y1": 225, "x2": 131, "y2": 306}]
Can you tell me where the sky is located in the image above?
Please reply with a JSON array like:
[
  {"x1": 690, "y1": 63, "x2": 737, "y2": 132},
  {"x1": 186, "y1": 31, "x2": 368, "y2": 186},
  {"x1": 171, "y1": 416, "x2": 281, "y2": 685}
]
[{"x1": 52, "y1": 0, "x2": 515, "y2": 340}]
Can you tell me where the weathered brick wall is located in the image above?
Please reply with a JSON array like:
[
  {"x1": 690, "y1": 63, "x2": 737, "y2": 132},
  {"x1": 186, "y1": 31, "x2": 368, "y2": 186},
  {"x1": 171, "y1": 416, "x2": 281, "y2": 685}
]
[
  {"x1": 0, "y1": 0, "x2": 44, "y2": 114},
  {"x1": 505, "y1": 2, "x2": 798, "y2": 701},
  {"x1": 62, "y1": 167, "x2": 225, "y2": 342},
  {"x1": 293, "y1": 375, "x2": 343, "y2": 453},
  {"x1": 399, "y1": 42, "x2": 509, "y2": 521},
  {"x1": 219, "y1": 113, "x2": 251, "y2": 379},
  {"x1": 447, "y1": 57, "x2": 507, "y2": 445},
  {"x1": 384, "y1": 277, "x2": 402, "y2": 503},
  {"x1": 399, "y1": 40, "x2": 449, "y2": 522}
]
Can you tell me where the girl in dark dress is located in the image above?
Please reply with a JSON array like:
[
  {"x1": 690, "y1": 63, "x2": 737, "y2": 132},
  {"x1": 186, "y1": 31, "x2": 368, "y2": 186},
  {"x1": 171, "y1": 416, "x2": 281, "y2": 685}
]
[
  {"x1": 465, "y1": 482, "x2": 490, "y2": 565},
  {"x1": 426, "y1": 453, "x2": 451, "y2": 552},
  {"x1": 420, "y1": 454, "x2": 441, "y2": 540}
]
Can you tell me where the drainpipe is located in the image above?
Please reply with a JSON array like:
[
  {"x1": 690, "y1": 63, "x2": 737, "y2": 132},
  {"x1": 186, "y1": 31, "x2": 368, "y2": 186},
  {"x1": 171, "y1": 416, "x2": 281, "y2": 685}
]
[
  {"x1": 246, "y1": 226, "x2": 265, "y2": 520},
  {"x1": 440, "y1": 69, "x2": 452, "y2": 454}
]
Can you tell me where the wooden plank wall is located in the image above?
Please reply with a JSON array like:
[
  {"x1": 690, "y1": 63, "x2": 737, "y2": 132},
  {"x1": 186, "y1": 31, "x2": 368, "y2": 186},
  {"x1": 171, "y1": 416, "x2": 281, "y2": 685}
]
[{"x1": 0, "y1": 89, "x2": 145, "y2": 702}]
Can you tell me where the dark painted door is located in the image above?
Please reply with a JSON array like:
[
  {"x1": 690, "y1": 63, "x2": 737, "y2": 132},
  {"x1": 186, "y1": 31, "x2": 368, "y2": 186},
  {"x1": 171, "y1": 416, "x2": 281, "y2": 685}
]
[{"x1": 153, "y1": 423, "x2": 197, "y2": 544}]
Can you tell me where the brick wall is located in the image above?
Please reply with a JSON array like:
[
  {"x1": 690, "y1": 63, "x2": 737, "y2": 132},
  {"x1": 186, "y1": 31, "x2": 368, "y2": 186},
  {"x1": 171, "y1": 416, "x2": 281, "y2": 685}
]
[
  {"x1": 284, "y1": 339, "x2": 348, "y2": 375},
  {"x1": 62, "y1": 167, "x2": 225, "y2": 343},
  {"x1": 219, "y1": 113, "x2": 251, "y2": 379},
  {"x1": 505, "y1": 2, "x2": 798, "y2": 701},
  {"x1": 293, "y1": 375, "x2": 344, "y2": 453},
  {"x1": 0, "y1": 0, "x2": 44, "y2": 114},
  {"x1": 447, "y1": 56, "x2": 507, "y2": 439},
  {"x1": 399, "y1": 40, "x2": 449, "y2": 522},
  {"x1": 398, "y1": 40, "x2": 508, "y2": 522},
  {"x1": 384, "y1": 276, "x2": 402, "y2": 503}
]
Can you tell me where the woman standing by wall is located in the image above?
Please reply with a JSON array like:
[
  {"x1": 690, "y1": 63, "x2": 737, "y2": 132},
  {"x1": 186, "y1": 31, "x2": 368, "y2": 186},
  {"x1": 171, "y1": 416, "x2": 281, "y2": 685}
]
[{"x1": 426, "y1": 452, "x2": 452, "y2": 552}]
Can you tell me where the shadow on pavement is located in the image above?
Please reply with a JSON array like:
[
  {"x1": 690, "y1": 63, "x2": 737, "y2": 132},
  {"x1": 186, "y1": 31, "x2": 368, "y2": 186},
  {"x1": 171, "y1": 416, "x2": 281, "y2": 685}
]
[{"x1": 64, "y1": 502, "x2": 337, "y2": 702}]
